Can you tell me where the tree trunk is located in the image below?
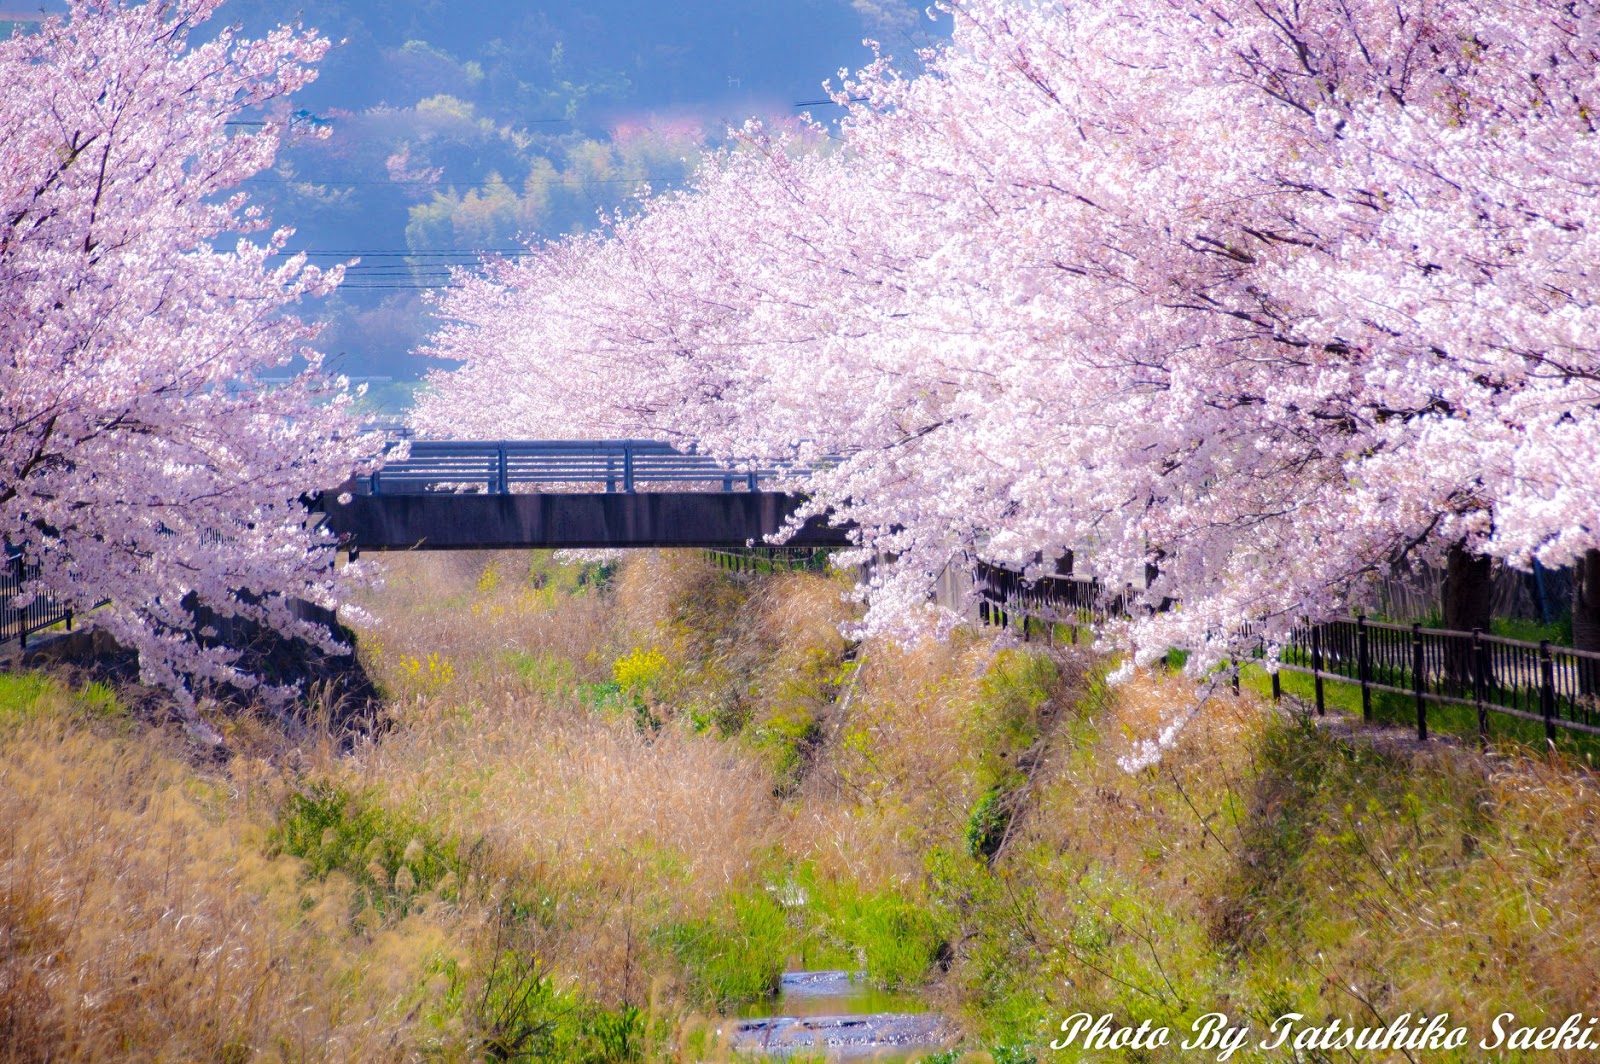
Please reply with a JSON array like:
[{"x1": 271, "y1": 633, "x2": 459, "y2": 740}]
[
  {"x1": 1443, "y1": 544, "x2": 1492, "y2": 690},
  {"x1": 1575, "y1": 549, "x2": 1600, "y2": 696}
]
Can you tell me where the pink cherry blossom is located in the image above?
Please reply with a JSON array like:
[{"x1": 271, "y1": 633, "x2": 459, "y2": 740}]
[
  {"x1": 419, "y1": 0, "x2": 1600, "y2": 673},
  {"x1": 1, "y1": 0, "x2": 377, "y2": 707}
]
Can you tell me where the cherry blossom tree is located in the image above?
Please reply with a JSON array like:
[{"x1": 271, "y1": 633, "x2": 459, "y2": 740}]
[
  {"x1": 1, "y1": 0, "x2": 377, "y2": 709},
  {"x1": 418, "y1": 0, "x2": 1600, "y2": 669}
]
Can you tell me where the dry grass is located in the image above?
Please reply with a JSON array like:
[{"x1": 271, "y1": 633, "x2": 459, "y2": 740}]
[
  {"x1": 354, "y1": 549, "x2": 614, "y2": 702},
  {"x1": 955, "y1": 660, "x2": 1600, "y2": 1057},
  {"x1": 9, "y1": 548, "x2": 1600, "y2": 1062},
  {"x1": 337, "y1": 552, "x2": 802, "y2": 1009},
  {"x1": 344, "y1": 691, "x2": 782, "y2": 1005},
  {"x1": 788, "y1": 633, "x2": 1001, "y2": 892},
  {"x1": 0, "y1": 693, "x2": 436, "y2": 1063}
]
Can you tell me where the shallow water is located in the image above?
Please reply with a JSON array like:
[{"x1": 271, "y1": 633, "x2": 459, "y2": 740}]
[
  {"x1": 738, "y1": 971, "x2": 929, "y2": 1020},
  {"x1": 729, "y1": 971, "x2": 949, "y2": 1060}
]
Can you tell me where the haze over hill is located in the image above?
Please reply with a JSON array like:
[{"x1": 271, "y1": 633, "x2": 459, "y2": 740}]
[{"x1": 198, "y1": 0, "x2": 940, "y2": 396}]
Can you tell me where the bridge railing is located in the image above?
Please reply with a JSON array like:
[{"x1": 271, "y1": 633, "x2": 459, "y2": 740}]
[{"x1": 358, "y1": 440, "x2": 829, "y2": 495}]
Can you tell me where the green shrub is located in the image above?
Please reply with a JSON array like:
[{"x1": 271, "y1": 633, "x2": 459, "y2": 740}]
[
  {"x1": 271, "y1": 783, "x2": 464, "y2": 919},
  {"x1": 528, "y1": 551, "x2": 616, "y2": 596},
  {"x1": 965, "y1": 785, "x2": 1012, "y2": 862}
]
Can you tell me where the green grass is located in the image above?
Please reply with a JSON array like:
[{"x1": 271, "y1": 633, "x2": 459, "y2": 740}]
[
  {"x1": 1400, "y1": 610, "x2": 1576, "y2": 646},
  {"x1": 1489, "y1": 614, "x2": 1576, "y2": 645},
  {"x1": 938, "y1": 700, "x2": 1596, "y2": 1060},
  {"x1": 504, "y1": 648, "x2": 579, "y2": 697},
  {"x1": 424, "y1": 946, "x2": 649, "y2": 1064},
  {"x1": 0, "y1": 670, "x2": 60, "y2": 725},
  {"x1": 657, "y1": 886, "x2": 789, "y2": 1011},
  {"x1": 0, "y1": 671, "x2": 129, "y2": 727},
  {"x1": 799, "y1": 874, "x2": 953, "y2": 990}
]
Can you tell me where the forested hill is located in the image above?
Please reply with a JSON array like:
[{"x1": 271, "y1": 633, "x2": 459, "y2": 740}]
[{"x1": 203, "y1": 0, "x2": 938, "y2": 385}]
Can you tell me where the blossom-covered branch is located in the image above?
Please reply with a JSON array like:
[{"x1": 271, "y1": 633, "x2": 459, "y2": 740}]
[
  {"x1": 419, "y1": 0, "x2": 1600, "y2": 670},
  {"x1": 1, "y1": 0, "x2": 378, "y2": 705}
]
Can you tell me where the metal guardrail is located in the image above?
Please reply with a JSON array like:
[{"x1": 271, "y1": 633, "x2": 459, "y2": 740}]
[
  {"x1": 973, "y1": 564, "x2": 1600, "y2": 743},
  {"x1": 2, "y1": 549, "x2": 78, "y2": 649},
  {"x1": 357, "y1": 440, "x2": 829, "y2": 496},
  {"x1": 704, "y1": 547, "x2": 834, "y2": 575}
]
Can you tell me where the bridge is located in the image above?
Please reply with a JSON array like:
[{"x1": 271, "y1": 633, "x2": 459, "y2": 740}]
[{"x1": 316, "y1": 439, "x2": 853, "y2": 553}]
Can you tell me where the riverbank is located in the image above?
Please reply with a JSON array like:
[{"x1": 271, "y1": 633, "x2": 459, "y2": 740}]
[{"x1": 1, "y1": 550, "x2": 1597, "y2": 1061}]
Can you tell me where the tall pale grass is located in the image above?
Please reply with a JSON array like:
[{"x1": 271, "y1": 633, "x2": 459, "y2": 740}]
[
  {"x1": 13, "y1": 544, "x2": 1600, "y2": 1063},
  {"x1": 0, "y1": 696, "x2": 435, "y2": 1062},
  {"x1": 344, "y1": 690, "x2": 782, "y2": 1005},
  {"x1": 787, "y1": 633, "x2": 1005, "y2": 892}
]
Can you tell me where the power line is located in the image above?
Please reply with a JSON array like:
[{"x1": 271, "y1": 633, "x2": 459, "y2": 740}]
[
  {"x1": 246, "y1": 174, "x2": 690, "y2": 186},
  {"x1": 270, "y1": 249, "x2": 532, "y2": 257},
  {"x1": 333, "y1": 264, "x2": 463, "y2": 271}
]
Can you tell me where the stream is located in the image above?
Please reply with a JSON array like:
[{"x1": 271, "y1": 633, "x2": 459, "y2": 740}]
[{"x1": 729, "y1": 970, "x2": 950, "y2": 1059}]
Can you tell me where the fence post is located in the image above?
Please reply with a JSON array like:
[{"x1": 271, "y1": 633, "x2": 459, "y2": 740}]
[
  {"x1": 1357, "y1": 614, "x2": 1372, "y2": 723},
  {"x1": 1540, "y1": 639, "x2": 1557, "y2": 744},
  {"x1": 496, "y1": 445, "x2": 509, "y2": 495},
  {"x1": 1412, "y1": 623, "x2": 1428, "y2": 741},
  {"x1": 1312, "y1": 625, "x2": 1326, "y2": 716},
  {"x1": 623, "y1": 444, "x2": 636, "y2": 494},
  {"x1": 1472, "y1": 628, "x2": 1489, "y2": 747},
  {"x1": 1271, "y1": 667, "x2": 1281, "y2": 702}
]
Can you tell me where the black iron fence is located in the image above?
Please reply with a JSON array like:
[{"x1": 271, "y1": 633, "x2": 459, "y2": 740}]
[
  {"x1": 1, "y1": 550, "x2": 78, "y2": 648},
  {"x1": 1278, "y1": 617, "x2": 1600, "y2": 741},
  {"x1": 973, "y1": 563, "x2": 1600, "y2": 743},
  {"x1": 974, "y1": 563, "x2": 1124, "y2": 630}
]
